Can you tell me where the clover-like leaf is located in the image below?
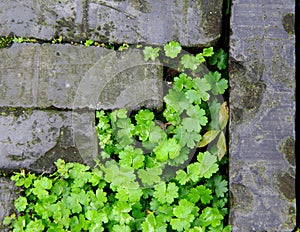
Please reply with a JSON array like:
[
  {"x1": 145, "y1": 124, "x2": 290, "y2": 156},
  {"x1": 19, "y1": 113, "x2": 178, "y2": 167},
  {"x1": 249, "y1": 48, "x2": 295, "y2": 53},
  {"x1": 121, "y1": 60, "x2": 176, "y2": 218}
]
[
  {"x1": 174, "y1": 73, "x2": 194, "y2": 91},
  {"x1": 143, "y1": 46, "x2": 160, "y2": 61},
  {"x1": 119, "y1": 146, "x2": 145, "y2": 169},
  {"x1": 197, "y1": 151, "x2": 219, "y2": 178},
  {"x1": 204, "y1": 71, "x2": 228, "y2": 95},
  {"x1": 212, "y1": 175, "x2": 228, "y2": 198},
  {"x1": 202, "y1": 47, "x2": 214, "y2": 57},
  {"x1": 181, "y1": 54, "x2": 200, "y2": 70},
  {"x1": 171, "y1": 199, "x2": 198, "y2": 231},
  {"x1": 138, "y1": 167, "x2": 162, "y2": 186},
  {"x1": 164, "y1": 41, "x2": 182, "y2": 58},
  {"x1": 164, "y1": 89, "x2": 190, "y2": 114},
  {"x1": 154, "y1": 138, "x2": 181, "y2": 162},
  {"x1": 192, "y1": 78, "x2": 211, "y2": 101},
  {"x1": 153, "y1": 182, "x2": 179, "y2": 204},
  {"x1": 187, "y1": 185, "x2": 213, "y2": 204},
  {"x1": 209, "y1": 48, "x2": 228, "y2": 70},
  {"x1": 199, "y1": 207, "x2": 223, "y2": 228},
  {"x1": 14, "y1": 197, "x2": 28, "y2": 212}
]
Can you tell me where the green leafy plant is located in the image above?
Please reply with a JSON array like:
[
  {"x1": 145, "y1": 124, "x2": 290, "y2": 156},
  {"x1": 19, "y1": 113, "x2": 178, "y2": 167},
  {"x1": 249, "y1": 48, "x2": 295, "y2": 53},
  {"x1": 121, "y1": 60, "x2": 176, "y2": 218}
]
[
  {"x1": 52, "y1": 35, "x2": 63, "y2": 44},
  {"x1": 143, "y1": 46, "x2": 160, "y2": 61},
  {"x1": 0, "y1": 36, "x2": 13, "y2": 48},
  {"x1": 84, "y1": 39, "x2": 94, "y2": 47},
  {"x1": 209, "y1": 48, "x2": 228, "y2": 70},
  {"x1": 13, "y1": 36, "x2": 37, "y2": 44},
  {"x1": 3, "y1": 42, "x2": 230, "y2": 231},
  {"x1": 118, "y1": 43, "x2": 129, "y2": 51},
  {"x1": 164, "y1": 41, "x2": 182, "y2": 58},
  {"x1": 199, "y1": 102, "x2": 228, "y2": 160}
]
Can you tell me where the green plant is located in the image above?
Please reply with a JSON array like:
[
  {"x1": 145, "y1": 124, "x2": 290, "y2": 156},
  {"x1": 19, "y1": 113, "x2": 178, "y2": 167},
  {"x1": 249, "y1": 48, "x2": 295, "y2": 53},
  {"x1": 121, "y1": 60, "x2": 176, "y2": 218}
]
[
  {"x1": 118, "y1": 43, "x2": 129, "y2": 51},
  {"x1": 13, "y1": 36, "x2": 37, "y2": 44},
  {"x1": 143, "y1": 46, "x2": 160, "y2": 61},
  {"x1": 164, "y1": 41, "x2": 182, "y2": 58},
  {"x1": 84, "y1": 39, "x2": 94, "y2": 47},
  {"x1": 3, "y1": 42, "x2": 230, "y2": 231},
  {"x1": 209, "y1": 48, "x2": 228, "y2": 70},
  {"x1": 52, "y1": 35, "x2": 63, "y2": 44},
  {"x1": 0, "y1": 36, "x2": 13, "y2": 48}
]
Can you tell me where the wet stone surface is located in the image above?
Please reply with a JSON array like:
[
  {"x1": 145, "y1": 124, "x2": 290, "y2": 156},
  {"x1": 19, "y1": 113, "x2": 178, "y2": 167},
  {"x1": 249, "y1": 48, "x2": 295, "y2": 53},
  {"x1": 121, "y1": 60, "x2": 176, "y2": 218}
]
[
  {"x1": 0, "y1": 43, "x2": 163, "y2": 110},
  {"x1": 229, "y1": 0, "x2": 296, "y2": 231},
  {"x1": 0, "y1": 0, "x2": 223, "y2": 46},
  {"x1": 0, "y1": 43, "x2": 164, "y2": 228},
  {"x1": 0, "y1": 109, "x2": 97, "y2": 173},
  {"x1": 88, "y1": 0, "x2": 223, "y2": 46},
  {"x1": 0, "y1": 177, "x2": 19, "y2": 232}
]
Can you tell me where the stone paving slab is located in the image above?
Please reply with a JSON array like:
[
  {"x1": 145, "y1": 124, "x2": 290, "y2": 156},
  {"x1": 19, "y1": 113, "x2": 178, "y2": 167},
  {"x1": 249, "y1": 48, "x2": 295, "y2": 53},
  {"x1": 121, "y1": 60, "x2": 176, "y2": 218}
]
[
  {"x1": 0, "y1": 0, "x2": 223, "y2": 46},
  {"x1": 0, "y1": 177, "x2": 19, "y2": 232},
  {"x1": 88, "y1": 0, "x2": 223, "y2": 46},
  {"x1": 0, "y1": 0, "x2": 86, "y2": 41},
  {"x1": 0, "y1": 109, "x2": 97, "y2": 173},
  {"x1": 0, "y1": 43, "x2": 163, "y2": 110},
  {"x1": 229, "y1": 0, "x2": 296, "y2": 231}
]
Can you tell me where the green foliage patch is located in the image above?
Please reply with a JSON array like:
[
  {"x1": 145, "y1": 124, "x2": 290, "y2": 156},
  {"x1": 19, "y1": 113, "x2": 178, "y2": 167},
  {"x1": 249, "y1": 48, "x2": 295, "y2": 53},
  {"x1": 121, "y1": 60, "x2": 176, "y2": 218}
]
[
  {"x1": 0, "y1": 36, "x2": 13, "y2": 48},
  {"x1": 3, "y1": 41, "x2": 230, "y2": 231}
]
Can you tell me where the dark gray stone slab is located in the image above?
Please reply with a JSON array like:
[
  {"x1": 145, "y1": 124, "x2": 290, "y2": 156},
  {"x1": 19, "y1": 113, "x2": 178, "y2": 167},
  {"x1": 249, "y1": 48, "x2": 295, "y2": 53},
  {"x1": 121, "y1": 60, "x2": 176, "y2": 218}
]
[
  {"x1": 0, "y1": 109, "x2": 97, "y2": 173},
  {"x1": 0, "y1": 0, "x2": 86, "y2": 41},
  {"x1": 0, "y1": 0, "x2": 223, "y2": 46},
  {"x1": 229, "y1": 0, "x2": 296, "y2": 231},
  {"x1": 0, "y1": 177, "x2": 18, "y2": 232},
  {"x1": 88, "y1": 0, "x2": 223, "y2": 46},
  {"x1": 0, "y1": 43, "x2": 163, "y2": 110}
]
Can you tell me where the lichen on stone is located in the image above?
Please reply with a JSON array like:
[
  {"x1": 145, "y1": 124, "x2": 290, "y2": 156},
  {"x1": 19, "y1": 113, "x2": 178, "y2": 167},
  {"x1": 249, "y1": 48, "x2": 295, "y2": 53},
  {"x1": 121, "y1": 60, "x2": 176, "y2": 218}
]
[
  {"x1": 273, "y1": 171, "x2": 295, "y2": 201},
  {"x1": 277, "y1": 136, "x2": 295, "y2": 166},
  {"x1": 282, "y1": 13, "x2": 294, "y2": 35}
]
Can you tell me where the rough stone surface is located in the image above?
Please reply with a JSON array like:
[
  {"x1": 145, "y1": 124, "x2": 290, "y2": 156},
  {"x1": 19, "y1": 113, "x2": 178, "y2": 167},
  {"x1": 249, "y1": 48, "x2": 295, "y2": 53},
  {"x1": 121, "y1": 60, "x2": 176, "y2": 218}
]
[
  {"x1": 0, "y1": 43, "x2": 163, "y2": 229},
  {"x1": 88, "y1": 0, "x2": 223, "y2": 46},
  {"x1": 229, "y1": 0, "x2": 296, "y2": 231},
  {"x1": 0, "y1": 177, "x2": 19, "y2": 232},
  {"x1": 0, "y1": 0, "x2": 86, "y2": 41},
  {"x1": 0, "y1": 109, "x2": 97, "y2": 173},
  {"x1": 0, "y1": 43, "x2": 163, "y2": 110},
  {"x1": 0, "y1": 0, "x2": 223, "y2": 46}
]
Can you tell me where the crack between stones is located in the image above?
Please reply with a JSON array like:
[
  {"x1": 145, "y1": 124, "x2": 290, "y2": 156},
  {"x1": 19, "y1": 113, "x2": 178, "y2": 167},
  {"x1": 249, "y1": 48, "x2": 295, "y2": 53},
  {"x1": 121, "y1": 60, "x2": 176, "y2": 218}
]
[
  {"x1": 295, "y1": 0, "x2": 300, "y2": 228},
  {"x1": 82, "y1": 0, "x2": 89, "y2": 39}
]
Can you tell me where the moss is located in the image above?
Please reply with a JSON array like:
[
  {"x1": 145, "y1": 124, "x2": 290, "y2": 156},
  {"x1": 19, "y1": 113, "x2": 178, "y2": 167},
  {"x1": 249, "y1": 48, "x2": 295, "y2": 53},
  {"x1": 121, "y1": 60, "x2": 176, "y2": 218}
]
[
  {"x1": 128, "y1": 0, "x2": 152, "y2": 13},
  {"x1": 0, "y1": 37, "x2": 13, "y2": 48},
  {"x1": 282, "y1": 13, "x2": 294, "y2": 35},
  {"x1": 200, "y1": 0, "x2": 222, "y2": 40},
  {"x1": 273, "y1": 172, "x2": 295, "y2": 200},
  {"x1": 238, "y1": 80, "x2": 266, "y2": 111},
  {"x1": 230, "y1": 183, "x2": 254, "y2": 214},
  {"x1": 277, "y1": 137, "x2": 295, "y2": 166}
]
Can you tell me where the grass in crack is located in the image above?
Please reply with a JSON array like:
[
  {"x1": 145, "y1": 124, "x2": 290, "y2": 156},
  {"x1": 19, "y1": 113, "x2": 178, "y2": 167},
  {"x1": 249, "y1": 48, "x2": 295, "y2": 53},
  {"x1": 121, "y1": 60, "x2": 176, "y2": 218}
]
[{"x1": 3, "y1": 41, "x2": 231, "y2": 232}]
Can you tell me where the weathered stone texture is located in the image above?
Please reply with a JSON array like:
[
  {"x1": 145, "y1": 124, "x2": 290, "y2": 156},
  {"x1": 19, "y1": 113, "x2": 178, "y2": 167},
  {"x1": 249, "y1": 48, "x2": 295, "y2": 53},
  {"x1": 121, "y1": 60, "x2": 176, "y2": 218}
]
[
  {"x1": 0, "y1": 109, "x2": 97, "y2": 173},
  {"x1": 0, "y1": 0, "x2": 223, "y2": 46},
  {"x1": 0, "y1": 177, "x2": 18, "y2": 232},
  {"x1": 0, "y1": 43, "x2": 163, "y2": 110},
  {"x1": 0, "y1": 0, "x2": 86, "y2": 40},
  {"x1": 88, "y1": 0, "x2": 223, "y2": 46},
  {"x1": 229, "y1": 0, "x2": 296, "y2": 231}
]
